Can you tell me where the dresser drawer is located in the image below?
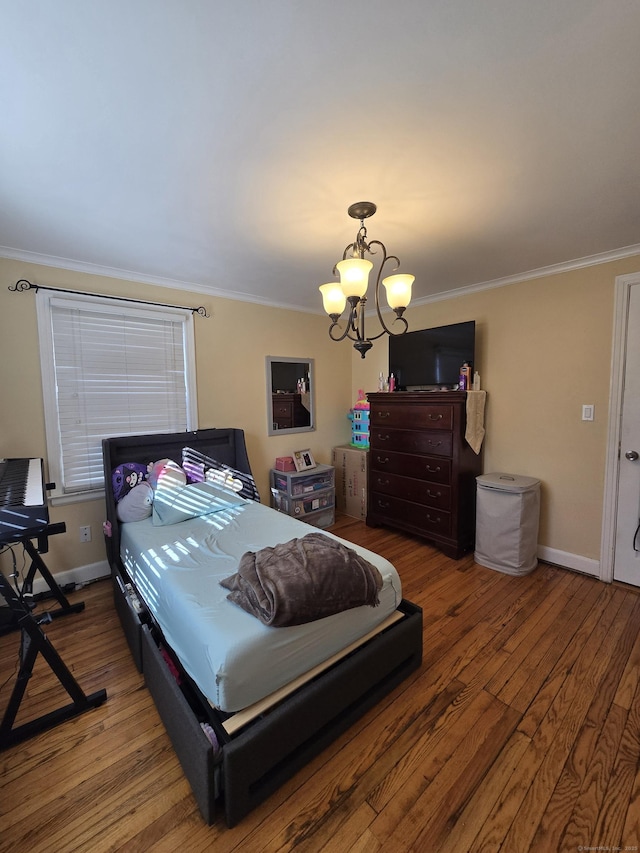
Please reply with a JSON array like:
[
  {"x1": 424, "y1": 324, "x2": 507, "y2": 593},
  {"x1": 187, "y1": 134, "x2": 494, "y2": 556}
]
[
  {"x1": 370, "y1": 427, "x2": 453, "y2": 457},
  {"x1": 273, "y1": 401, "x2": 293, "y2": 419},
  {"x1": 369, "y1": 492, "x2": 452, "y2": 536},
  {"x1": 272, "y1": 400, "x2": 293, "y2": 429},
  {"x1": 369, "y1": 470, "x2": 452, "y2": 510},
  {"x1": 369, "y1": 449, "x2": 452, "y2": 485},
  {"x1": 370, "y1": 403, "x2": 453, "y2": 431}
]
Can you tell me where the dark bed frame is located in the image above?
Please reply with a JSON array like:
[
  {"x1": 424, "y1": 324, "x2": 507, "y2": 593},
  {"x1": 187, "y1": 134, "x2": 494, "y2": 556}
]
[{"x1": 102, "y1": 428, "x2": 423, "y2": 827}]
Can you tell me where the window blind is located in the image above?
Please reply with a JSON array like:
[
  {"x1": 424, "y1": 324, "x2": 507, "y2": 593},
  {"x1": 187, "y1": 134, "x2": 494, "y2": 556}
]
[{"x1": 38, "y1": 294, "x2": 196, "y2": 499}]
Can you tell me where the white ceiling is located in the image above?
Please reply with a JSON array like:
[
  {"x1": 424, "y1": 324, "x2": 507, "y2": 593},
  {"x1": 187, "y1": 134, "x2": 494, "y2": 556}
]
[{"x1": 1, "y1": 1, "x2": 639, "y2": 313}]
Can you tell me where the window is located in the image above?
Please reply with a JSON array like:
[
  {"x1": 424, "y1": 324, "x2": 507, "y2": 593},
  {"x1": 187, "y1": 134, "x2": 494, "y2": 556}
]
[{"x1": 36, "y1": 292, "x2": 197, "y2": 502}]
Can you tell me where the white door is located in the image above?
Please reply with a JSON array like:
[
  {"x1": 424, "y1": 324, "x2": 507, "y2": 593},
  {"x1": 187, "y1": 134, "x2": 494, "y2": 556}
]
[{"x1": 613, "y1": 282, "x2": 640, "y2": 585}]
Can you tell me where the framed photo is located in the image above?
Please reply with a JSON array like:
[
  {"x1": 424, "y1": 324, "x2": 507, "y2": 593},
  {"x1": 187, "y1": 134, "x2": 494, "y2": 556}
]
[{"x1": 293, "y1": 448, "x2": 316, "y2": 472}]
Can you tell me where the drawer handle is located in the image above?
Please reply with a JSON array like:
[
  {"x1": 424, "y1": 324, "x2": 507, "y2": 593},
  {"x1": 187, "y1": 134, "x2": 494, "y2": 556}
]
[
  {"x1": 378, "y1": 434, "x2": 390, "y2": 441},
  {"x1": 426, "y1": 490, "x2": 441, "y2": 498},
  {"x1": 376, "y1": 478, "x2": 390, "y2": 486},
  {"x1": 377, "y1": 411, "x2": 391, "y2": 419},
  {"x1": 376, "y1": 456, "x2": 390, "y2": 465},
  {"x1": 426, "y1": 514, "x2": 441, "y2": 523},
  {"x1": 426, "y1": 465, "x2": 441, "y2": 473},
  {"x1": 428, "y1": 413, "x2": 443, "y2": 421},
  {"x1": 377, "y1": 499, "x2": 391, "y2": 509},
  {"x1": 427, "y1": 440, "x2": 443, "y2": 448}
]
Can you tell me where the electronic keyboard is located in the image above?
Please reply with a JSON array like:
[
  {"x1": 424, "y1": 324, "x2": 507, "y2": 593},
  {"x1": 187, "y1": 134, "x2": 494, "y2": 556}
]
[{"x1": 0, "y1": 458, "x2": 49, "y2": 544}]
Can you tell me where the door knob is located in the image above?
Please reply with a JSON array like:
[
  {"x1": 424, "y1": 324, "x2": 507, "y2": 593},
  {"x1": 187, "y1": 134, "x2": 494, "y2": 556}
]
[{"x1": 625, "y1": 450, "x2": 639, "y2": 461}]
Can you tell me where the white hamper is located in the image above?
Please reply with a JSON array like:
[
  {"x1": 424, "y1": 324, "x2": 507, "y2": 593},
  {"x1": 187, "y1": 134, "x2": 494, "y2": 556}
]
[{"x1": 474, "y1": 473, "x2": 540, "y2": 576}]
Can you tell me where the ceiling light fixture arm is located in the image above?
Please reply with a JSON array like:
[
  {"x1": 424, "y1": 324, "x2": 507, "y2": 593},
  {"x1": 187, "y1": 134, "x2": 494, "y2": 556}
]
[
  {"x1": 319, "y1": 201, "x2": 413, "y2": 358},
  {"x1": 327, "y1": 239, "x2": 408, "y2": 357},
  {"x1": 366, "y1": 240, "x2": 410, "y2": 340},
  {"x1": 326, "y1": 294, "x2": 373, "y2": 357}
]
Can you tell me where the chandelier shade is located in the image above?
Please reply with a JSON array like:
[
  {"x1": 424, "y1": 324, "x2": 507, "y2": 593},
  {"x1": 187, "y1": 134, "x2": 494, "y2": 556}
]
[
  {"x1": 319, "y1": 282, "x2": 347, "y2": 317},
  {"x1": 318, "y1": 202, "x2": 414, "y2": 357},
  {"x1": 335, "y1": 258, "x2": 373, "y2": 298},
  {"x1": 382, "y1": 273, "x2": 414, "y2": 310}
]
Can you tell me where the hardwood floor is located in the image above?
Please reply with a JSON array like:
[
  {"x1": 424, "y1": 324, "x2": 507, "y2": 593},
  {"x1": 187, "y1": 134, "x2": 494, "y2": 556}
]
[{"x1": 2, "y1": 514, "x2": 640, "y2": 852}]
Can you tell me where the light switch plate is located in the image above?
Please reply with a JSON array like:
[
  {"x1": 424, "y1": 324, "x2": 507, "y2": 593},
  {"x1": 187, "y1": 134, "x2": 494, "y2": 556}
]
[{"x1": 582, "y1": 404, "x2": 594, "y2": 421}]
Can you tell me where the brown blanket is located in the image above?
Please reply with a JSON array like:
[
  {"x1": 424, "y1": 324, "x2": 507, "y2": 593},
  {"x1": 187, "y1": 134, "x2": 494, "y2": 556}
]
[{"x1": 220, "y1": 532, "x2": 383, "y2": 627}]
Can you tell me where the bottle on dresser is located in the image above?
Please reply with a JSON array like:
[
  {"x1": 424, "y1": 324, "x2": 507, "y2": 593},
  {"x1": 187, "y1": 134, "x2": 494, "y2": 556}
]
[{"x1": 459, "y1": 362, "x2": 472, "y2": 390}]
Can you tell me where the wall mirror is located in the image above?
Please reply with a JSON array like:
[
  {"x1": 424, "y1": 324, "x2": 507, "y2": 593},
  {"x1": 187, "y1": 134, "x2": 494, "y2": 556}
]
[{"x1": 266, "y1": 356, "x2": 315, "y2": 437}]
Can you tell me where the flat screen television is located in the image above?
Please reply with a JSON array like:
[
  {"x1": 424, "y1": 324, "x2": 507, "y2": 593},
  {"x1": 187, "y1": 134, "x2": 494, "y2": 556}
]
[{"x1": 388, "y1": 320, "x2": 475, "y2": 390}]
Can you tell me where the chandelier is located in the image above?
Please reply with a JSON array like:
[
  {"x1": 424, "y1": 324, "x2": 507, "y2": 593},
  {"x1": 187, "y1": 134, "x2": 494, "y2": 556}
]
[{"x1": 318, "y1": 202, "x2": 414, "y2": 358}]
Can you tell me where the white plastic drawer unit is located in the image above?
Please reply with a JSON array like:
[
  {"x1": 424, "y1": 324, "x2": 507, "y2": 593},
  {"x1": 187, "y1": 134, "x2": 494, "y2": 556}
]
[
  {"x1": 269, "y1": 464, "x2": 335, "y2": 529},
  {"x1": 271, "y1": 465, "x2": 335, "y2": 496}
]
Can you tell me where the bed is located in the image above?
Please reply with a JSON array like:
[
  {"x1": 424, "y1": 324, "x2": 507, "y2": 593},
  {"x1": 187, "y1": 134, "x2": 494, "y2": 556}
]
[{"x1": 102, "y1": 428, "x2": 422, "y2": 827}]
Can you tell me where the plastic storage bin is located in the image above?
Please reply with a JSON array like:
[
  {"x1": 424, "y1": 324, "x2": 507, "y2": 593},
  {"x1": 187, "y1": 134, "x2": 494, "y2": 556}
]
[
  {"x1": 269, "y1": 464, "x2": 335, "y2": 529},
  {"x1": 272, "y1": 466, "x2": 334, "y2": 496},
  {"x1": 272, "y1": 491, "x2": 334, "y2": 517},
  {"x1": 475, "y1": 472, "x2": 541, "y2": 576}
]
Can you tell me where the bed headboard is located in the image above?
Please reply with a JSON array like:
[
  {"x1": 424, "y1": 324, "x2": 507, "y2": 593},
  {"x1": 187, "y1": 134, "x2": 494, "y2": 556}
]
[{"x1": 102, "y1": 428, "x2": 256, "y2": 574}]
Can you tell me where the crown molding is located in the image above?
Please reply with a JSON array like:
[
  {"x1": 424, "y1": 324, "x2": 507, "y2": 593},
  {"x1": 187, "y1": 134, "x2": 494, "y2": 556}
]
[
  {"x1": 0, "y1": 245, "x2": 316, "y2": 315},
  {"x1": 410, "y1": 243, "x2": 640, "y2": 308},
  {"x1": 2, "y1": 242, "x2": 640, "y2": 316}
]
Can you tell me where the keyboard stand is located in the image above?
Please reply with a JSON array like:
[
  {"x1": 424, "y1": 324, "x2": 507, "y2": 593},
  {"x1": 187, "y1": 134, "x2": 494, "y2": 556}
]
[
  {"x1": 23, "y1": 524, "x2": 86, "y2": 617},
  {"x1": 0, "y1": 524, "x2": 84, "y2": 636},
  {"x1": 0, "y1": 568, "x2": 107, "y2": 750}
]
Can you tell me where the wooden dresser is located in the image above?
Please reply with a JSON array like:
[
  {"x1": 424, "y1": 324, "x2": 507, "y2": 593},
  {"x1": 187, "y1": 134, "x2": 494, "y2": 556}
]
[
  {"x1": 271, "y1": 393, "x2": 310, "y2": 430},
  {"x1": 366, "y1": 391, "x2": 482, "y2": 558}
]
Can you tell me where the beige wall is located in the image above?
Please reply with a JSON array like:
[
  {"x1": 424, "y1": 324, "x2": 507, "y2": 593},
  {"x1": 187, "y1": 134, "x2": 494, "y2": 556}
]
[
  {"x1": 352, "y1": 255, "x2": 640, "y2": 562},
  {"x1": 0, "y1": 258, "x2": 353, "y2": 576},
  {"x1": 3, "y1": 253, "x2": 640, "y2": 577}
]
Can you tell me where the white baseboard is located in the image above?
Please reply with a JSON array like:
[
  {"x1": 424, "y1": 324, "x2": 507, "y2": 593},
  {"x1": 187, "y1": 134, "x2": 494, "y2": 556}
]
[
  {"x1": 30, "y1": 559, "x2": 110, "y2": 596},
  {"x1": 538, "y1": 545, "x2": 600, "y2": 578},
  {"x1": 25, "y1": 549, "x2": 602, "y2": 598}
]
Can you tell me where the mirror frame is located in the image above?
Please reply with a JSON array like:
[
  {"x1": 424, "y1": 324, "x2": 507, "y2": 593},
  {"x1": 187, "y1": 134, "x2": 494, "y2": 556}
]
[{"x1": 266, "y1": 356, "x2": 315, "y2": 437}]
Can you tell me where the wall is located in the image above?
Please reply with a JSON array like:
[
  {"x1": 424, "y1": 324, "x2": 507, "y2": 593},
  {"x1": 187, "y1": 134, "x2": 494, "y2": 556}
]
[
  {"x1": 4, "y1": 253, "x2": 639, "y2": 580},
  {"x1": 352, "y1": 255, "x2": 640, "y2": 568},
  {"x1": 0, "y1": 258, "x2": 353, "y2": 578}
]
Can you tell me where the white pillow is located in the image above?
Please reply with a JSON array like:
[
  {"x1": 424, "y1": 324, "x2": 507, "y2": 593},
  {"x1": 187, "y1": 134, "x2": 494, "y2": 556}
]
[{"x1": 116, "y1": 482, "x2": 154, "y2": 522}]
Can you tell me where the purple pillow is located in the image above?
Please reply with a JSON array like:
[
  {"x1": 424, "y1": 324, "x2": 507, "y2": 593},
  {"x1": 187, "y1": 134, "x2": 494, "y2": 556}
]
[{"x1": 112, "y1": 463, "x2": 149, "y2": 503}]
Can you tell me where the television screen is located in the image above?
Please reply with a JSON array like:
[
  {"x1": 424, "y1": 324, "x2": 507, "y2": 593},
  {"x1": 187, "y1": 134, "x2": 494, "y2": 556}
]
[{"x1": 388, "y1": 321, "x2": 475, "y2": 390}]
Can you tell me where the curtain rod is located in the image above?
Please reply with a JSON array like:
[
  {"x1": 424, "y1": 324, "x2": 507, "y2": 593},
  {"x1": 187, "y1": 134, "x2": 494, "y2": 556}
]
[{"x1": 8, "y1": 279, "x2": 210, "y2": 317}]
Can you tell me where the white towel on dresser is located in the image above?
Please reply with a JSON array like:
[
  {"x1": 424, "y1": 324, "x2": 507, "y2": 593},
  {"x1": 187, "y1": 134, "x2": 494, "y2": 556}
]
[{"x1": 465, "y1": 390, "x2": 487, "y2": 454}]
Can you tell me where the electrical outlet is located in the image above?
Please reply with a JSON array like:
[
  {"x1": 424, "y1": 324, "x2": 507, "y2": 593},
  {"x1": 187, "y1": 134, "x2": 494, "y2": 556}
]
[{"x1": 79, "y1": 525, "x2": 92, "y2": 542}]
